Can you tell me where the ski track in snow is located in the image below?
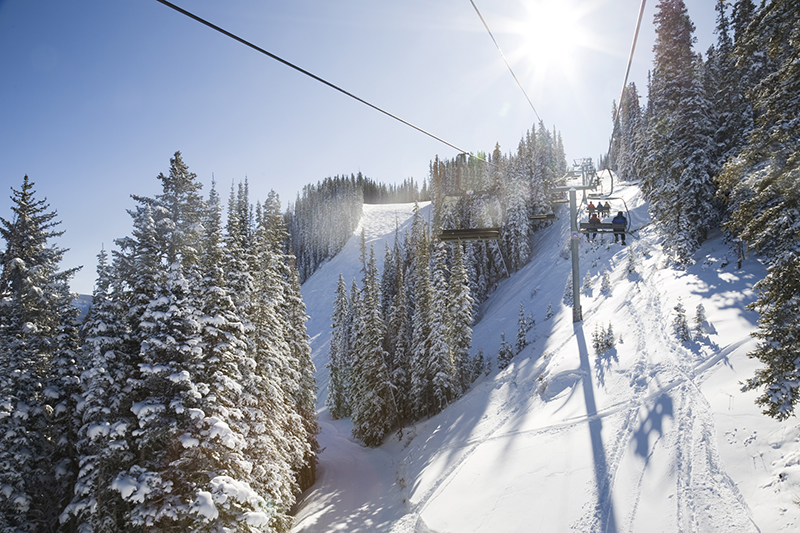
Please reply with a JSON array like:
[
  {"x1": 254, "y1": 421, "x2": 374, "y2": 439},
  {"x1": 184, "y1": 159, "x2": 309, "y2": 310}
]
[
  {"x1": 293, "y1": 184, "x2": 798, "y2": 533},
  {"x1": 582, "y1": 246, "x2": 759, "y2": 533}
]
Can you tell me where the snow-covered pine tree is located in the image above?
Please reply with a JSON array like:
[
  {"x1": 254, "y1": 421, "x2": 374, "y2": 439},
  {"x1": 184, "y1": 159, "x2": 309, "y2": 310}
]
[
  {"x1": 502, "y1": 142, "x2": 531, "y2": 272},
  {"x1": 658, "y1": 63, "x2": 719, "y2": 263},
  {"x1": 646, "y1": 0, "x2": 719, "y2": 263},
  {"x1": 545, "y1": 302, "x2": 555, "y2": 320},
  {"x1": 447, "y1": 242, "x2": 474, "y2": 393},
  {"x1": 515, "y1": 302, "x2": 530, "y2": 354},
  {"x1": 497, "y1": 332, "x2": 514, "y2": 370},
  {"x1": 581, "y1": 270, "x2": 593, "y2": 295},
  {"x1": 112, "y1": 260, "x2": 208, "y2": 528},
  {"x1": 429, "y1": 241, "x2": 458, "y2": 413},
  {"x1": 693, "y1": 302, "x2": 707, "y2": 339},
  {"x1": 381, "y1": 239, "x2": 397, "y2": 322},
  {"x1": 410, "y1": 225, "x2": 435, "y2": 419},
  {"x1": 471, "y1": 348, "x2": 486, "y2": 382},
  {"x1": 601, "y1": 271, "x2": 612, "y2": 293},
  {"x1": 718, "y1": 0, "x2": 800, "y2": 420},
  {"x1": 613, "y1": 83, "x2": 644, "y2": 181},
  {"x1": 262, "y1": 191, "x2": 319, "y2": 492},
  {"x1": 223, "y1": 181, "x2": 257, "y2": 325},
  {"x1": 604, "y1": 323, "x2": 616, "y2": 352},
  {"x1": 626, "y1": 246, "x2": 638, "y2": 276},
  {"x1": 65, "y1": 246, "x2": 136, "y2": 532},
  {"x1": 387, "y1": 264, "x2": 412, "y2": 426},
  {"x1": 45, "y1": 258, "x2": 83, "y2": 528},
  {"x1": 350, "y1": 248, "x2": 396, "y2": 446},
  {"x1": 188, "y1": 182, "x2": 281, "y2": 531},
  {"x1": 154, "y1": 151, "x2": 205, "y2": 267},
  {"x1": 592, "y1": 323, "x2": 605, "y2": 355},
  {"x1": 222, "y1": 184, "x2": 302, "y2": 527},
  {"x1": 110, "y1": 160, "x2": 262, "y2": 530},
  {"x1": 403, "y1": 202, "x2": 426, "y2": 316},
  {"x1": 592, "y1": 322, "x2": 616, "y2": 355},
  {"x1": 0, "y1": 176, "x2": 81, "y2": 531},
  {"x1": 673, "y1": 297, "x2": 691, "y2": 342},
  {"x1": 609, "y1": 99, "x2": 621, "y2": 172},
  {"x1": 534, "y1": 121, "x2": 559, "y2": 201},
  {"x1": 248, "y1": 199, "x2": 310, "y2": 528},
  {"x1": 705, "y1": 0, "x2": 751, "y2": 170},
  {"x1": 327, "y1": 274, "x2": 352, "y2": 419},
  {"x1": 114, "y1": 201, "x2": 163, "y2": 345}
]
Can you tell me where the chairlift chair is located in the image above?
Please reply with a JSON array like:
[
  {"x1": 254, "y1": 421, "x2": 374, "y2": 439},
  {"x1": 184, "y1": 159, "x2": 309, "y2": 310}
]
[{"x1": 440, "y1": 152, "x2": 502, "y2": 240}]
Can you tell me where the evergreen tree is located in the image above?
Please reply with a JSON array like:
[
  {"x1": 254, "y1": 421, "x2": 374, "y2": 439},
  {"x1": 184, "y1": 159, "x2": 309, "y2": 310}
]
[
  {"x1": 248, "y1": 202, "x2": 309, "y2": 529},
  {"x1": 673, "y1": 297, "x2": 691, "y2": 342},
  {"x1": 65, "y1": 247, "x2": 136, "y2": 532},
  {"x1": 592, "y1": 323, "x2": 605, "y2": 355},
  {"x1": 515, "y1": 302, "x2": 530, "y2": 355},
  {"x1": 581, "y1": 271, "x2": 593, "y2": 295},
  {"x1": 646, "y1": 0, "x2": 720, "y2": 262},
  {"x1": 706, "y1": 0, "x2": 752, "y2": 169},
  {"x1": 0, "y1": 176, "x2": 81, "y2": 531},
  {"x1": 350, "y1": 248, "x2": 396, "y2": 446},
  {"x1": 112, "y1": 262, "x2": 199, "y2": 529},
  {"x1": 592, "y1": 323, "x2": 616, "y2": 355},
  {"x1": 613, "y1": 83, "x2": 645, "y2": 181},
  {"x1": 717, "y1": 0, "x2": 800, "y2": 420},
  {"x1": 497, "y1": 333, "x2": 514, "y2": 370},
  {"x1": 693, "y1": 302, "x2": 707, "y2": 339},
  {"x1": 263, "y1": 191, "x2": 319, "y2": 492},
  {"x1": 601, "y1": 271, "x2": 612, "y2": 293},
  {"x1": 327, "y1": 274, "x2": 352, "y2": 419},
  {"x1": 447, "y1": 243, "x2": 474, "y2": 393},
  {"x1": 604, "y1": 323, "x2": 616, "y2": 352},
  {"x1": 381, "y1": 240, "x2": 397, "y2": 322},
  {"x1": 502, "y1": 144, "x2": 531, "y2": 272},
  {"x1": 410, "y1": 226, "x2": 434, "y2": 419},
  {"x1": 471, "y1": 348, "x2": 486, "y2": 382},
  {"x1": 429, "y1": 241, "x2": 458, "y2": 413},
  {"x1": 626, "y1": 246, "x2": 638, "y2": 277},
  {"x1": 387, "y1": 266, "x2": 412, "y2": 425},
  {"x1": 193, "y1": 183, "x2": 281, "y2": 531}
]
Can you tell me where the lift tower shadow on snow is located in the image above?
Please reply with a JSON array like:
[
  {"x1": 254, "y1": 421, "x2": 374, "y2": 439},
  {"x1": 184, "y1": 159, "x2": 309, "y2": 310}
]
[{"x1": 575, "y1": 323, "x2": 619, "y2": 533}]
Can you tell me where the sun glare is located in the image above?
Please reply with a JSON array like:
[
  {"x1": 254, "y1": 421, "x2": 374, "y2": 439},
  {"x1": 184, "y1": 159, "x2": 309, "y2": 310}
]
[{"x1": 505, "y1": 0, "x2": 598, "y2": 86}]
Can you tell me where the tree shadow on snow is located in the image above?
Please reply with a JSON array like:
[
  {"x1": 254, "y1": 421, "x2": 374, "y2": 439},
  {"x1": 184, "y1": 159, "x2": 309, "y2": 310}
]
[
  {"x1": 594, "y1": 346, "x2": 619, "y2": 387},
  {"x1": 632, "y1": 393, "x2": 674, "y2": 459}
]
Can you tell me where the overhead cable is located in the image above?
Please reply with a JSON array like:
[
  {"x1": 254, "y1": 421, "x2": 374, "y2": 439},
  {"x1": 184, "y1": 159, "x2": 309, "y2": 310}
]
[
  {"x1": 153, "y1": 0, "x2": 486, "y2": 162},
  {"x1": 468, "y1": 0, "x2": 542, "y2": 123}
]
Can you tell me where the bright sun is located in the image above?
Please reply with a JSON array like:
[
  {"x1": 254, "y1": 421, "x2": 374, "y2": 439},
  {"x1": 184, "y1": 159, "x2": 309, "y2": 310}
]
[{"x1": 504, "y1": 0, "x2": 597, "y2": 86}]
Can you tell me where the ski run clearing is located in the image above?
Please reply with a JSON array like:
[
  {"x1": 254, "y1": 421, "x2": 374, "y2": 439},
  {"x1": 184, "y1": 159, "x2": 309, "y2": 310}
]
[{"x1": 293, "y1": 181, "x2": 800, "y2": 533}]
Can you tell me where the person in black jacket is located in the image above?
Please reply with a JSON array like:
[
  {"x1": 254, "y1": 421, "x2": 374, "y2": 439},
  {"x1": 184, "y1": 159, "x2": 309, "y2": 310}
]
[{"x1": 612, "y1": 211, "x2": 627, "y2": 245}]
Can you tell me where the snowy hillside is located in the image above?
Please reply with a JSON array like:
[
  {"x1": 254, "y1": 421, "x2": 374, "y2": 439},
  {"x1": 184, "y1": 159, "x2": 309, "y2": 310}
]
[{"x1": 293, "y1": 184, "x2": 800, "y2": 532}]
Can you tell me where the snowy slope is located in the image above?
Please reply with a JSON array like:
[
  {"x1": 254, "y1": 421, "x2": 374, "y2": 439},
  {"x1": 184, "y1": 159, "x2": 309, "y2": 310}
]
[{"x1": 293, "y1": 186, "x2": 800, "y2": 533}]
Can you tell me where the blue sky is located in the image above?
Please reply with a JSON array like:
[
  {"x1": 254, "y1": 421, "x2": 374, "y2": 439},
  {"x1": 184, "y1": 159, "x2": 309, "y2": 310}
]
[{"x1": 0, "y1": 0, "x2": 716, "y2": 294}]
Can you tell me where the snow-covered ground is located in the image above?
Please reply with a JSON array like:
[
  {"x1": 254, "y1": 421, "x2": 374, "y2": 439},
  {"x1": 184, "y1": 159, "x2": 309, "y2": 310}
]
[{"x1": 293, "y1": 184, "x2": 800, "y2": 532}]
